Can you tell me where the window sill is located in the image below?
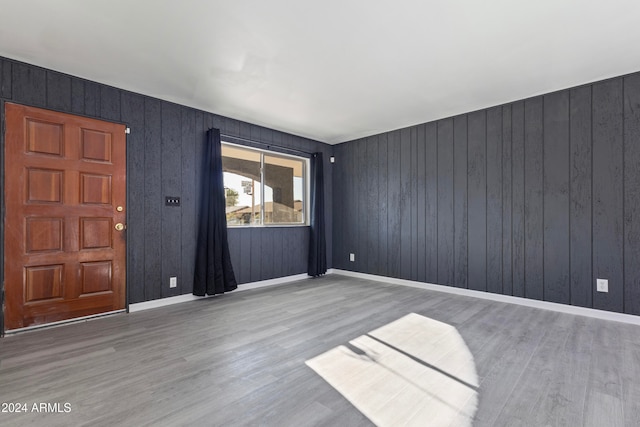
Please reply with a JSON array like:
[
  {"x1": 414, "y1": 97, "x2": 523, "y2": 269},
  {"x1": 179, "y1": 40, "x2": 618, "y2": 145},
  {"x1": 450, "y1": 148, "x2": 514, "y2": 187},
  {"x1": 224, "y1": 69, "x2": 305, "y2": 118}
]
[{"x1": 227, "y1": 224, "x2": 309, "y2": 229}]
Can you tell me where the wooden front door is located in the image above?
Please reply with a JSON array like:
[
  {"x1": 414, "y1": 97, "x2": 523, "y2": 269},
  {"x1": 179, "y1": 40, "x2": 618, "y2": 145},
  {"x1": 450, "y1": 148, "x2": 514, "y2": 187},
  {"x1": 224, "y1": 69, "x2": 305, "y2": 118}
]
[{"x1": 4, "y1": 103, "x2": 126, "y2": 330}]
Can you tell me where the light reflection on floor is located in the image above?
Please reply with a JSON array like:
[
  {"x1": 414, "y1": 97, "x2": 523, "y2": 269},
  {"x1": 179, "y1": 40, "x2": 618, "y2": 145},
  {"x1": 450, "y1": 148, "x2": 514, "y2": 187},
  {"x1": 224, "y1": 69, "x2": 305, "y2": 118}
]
[{"x1": 306, "y1": 313, "x2": 478, "y2": 426}]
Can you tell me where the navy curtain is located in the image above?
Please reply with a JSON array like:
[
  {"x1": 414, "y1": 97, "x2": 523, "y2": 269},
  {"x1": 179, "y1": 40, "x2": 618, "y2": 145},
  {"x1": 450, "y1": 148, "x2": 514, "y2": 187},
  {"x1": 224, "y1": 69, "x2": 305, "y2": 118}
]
[
  {"x1": 193, "y1": 128, "x2": 238, "y2": 296},
  {"x1": 308, "y1": 152, "x2": 327, "y2": 276}
]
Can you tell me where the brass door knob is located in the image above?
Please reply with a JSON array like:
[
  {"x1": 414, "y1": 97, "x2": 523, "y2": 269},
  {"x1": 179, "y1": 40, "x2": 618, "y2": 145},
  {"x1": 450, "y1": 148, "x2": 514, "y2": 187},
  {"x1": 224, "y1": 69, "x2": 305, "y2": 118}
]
[{"x1": 115, "y1": 223, "x2": 125, "y2": 231}]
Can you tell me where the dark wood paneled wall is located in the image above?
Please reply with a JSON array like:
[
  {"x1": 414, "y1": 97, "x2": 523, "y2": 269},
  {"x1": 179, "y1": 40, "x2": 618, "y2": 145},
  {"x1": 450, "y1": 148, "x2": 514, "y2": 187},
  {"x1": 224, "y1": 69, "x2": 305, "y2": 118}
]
[
  {"x1": 0, "y1": 57, "x2": 333, "y2": 331},
  {"x1": 333, "y1": 72, "x2": 640, "y2": 315}
]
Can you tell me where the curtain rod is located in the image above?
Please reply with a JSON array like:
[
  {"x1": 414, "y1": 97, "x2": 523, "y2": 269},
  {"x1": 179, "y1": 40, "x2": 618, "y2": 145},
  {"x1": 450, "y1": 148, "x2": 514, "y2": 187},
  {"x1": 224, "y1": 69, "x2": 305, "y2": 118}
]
[{"x1": 219, "y1": 132, "x2": 313, "y2": 156}]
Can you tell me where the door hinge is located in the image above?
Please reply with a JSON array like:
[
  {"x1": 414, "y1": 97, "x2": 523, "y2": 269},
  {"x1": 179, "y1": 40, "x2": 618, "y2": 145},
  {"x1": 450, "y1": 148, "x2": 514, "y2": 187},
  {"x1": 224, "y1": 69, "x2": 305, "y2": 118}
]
[{"x1": 125, "y1": 127, "x2": 131, "y2": 134}]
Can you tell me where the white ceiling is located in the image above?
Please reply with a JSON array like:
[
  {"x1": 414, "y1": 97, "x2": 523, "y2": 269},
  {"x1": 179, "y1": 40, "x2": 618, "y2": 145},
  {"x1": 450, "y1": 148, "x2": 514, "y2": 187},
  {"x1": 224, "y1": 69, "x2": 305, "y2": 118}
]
[{"x1": 1, "y1": 1, "x2": 640, "y2": 144}]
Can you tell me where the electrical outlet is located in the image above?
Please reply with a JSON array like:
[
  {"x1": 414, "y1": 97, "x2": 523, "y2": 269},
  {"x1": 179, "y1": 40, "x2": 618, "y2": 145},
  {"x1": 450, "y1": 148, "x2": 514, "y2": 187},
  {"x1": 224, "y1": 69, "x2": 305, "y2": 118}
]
[
  {"x1": 170, "y1": 276, "x2": 177, "y2": 288},
  {"x1": 349, "y1": 253, "x2": 355, "y2": 262},
  {"x1": 596, "y1": 278, "x2": 608, "y2": 293}
]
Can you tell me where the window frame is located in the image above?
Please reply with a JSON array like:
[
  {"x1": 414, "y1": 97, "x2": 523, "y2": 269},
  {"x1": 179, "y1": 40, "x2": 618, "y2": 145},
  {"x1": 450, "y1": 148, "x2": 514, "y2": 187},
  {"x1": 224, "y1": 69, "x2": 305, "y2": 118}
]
[{"x1": 221, "y1": 141, "x2": 310, "y2": 227}]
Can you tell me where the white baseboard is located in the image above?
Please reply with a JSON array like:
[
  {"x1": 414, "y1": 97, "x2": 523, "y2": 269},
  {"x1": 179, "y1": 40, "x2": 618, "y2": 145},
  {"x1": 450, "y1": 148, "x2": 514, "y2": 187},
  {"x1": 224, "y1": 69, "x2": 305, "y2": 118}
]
[
  {"x1": 5, "y1": 269, "x2": 336, "y2": 332},
  {"x1": 128, "y1": 294, "x2": 210, "y2": 312},
  {"x1": 235, "y1": 272, "x2": 311, "y2": 291},
  {"x1": 128, "y1": 271, "x2": 332, "y2": 313},
  {"x1": 332, "y1": 269, "x2": 640, "y2": 326}
]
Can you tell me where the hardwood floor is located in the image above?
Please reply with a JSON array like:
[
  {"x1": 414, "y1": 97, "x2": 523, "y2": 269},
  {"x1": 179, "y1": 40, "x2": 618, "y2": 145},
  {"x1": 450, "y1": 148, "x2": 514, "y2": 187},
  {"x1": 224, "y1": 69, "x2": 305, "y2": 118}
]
[{"x1": 1, "y1": 274, "x2": 639, "y2": 426}]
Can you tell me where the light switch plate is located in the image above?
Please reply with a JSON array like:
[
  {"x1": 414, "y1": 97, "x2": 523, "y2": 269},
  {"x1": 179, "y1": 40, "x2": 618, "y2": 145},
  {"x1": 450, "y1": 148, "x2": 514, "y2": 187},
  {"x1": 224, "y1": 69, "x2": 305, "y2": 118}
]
[{"x1": 165, "y1": 196, "x2": 181, "y2": 207}]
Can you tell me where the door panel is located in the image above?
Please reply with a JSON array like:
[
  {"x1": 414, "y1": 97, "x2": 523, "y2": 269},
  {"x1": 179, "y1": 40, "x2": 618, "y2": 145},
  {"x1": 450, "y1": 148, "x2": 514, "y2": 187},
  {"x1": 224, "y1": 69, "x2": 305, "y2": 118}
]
[{"x1": 4, "y1": 103, "x2": 126, "y2": 330}]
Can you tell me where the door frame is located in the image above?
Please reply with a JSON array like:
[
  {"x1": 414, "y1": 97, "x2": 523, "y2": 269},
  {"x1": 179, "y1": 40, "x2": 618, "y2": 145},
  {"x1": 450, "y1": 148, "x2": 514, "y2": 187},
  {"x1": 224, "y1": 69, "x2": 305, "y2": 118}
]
[{"x1": 1, "y1": 101, "x2": 130, "y2": 335}]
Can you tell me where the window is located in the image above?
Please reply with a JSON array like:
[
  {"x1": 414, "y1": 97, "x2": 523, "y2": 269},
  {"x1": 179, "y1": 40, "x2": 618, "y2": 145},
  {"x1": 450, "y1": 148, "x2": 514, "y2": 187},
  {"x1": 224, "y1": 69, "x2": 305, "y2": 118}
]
[{"x1": 221, "y1": 143, "x2": 307, "y2": 226}]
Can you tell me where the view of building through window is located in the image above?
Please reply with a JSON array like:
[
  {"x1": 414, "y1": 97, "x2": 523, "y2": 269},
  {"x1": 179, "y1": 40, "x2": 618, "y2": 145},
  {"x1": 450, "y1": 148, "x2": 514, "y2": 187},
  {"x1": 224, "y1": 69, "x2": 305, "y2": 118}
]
[{"x1": 221, "y1": 143, "x2": 306, "y2": 226}]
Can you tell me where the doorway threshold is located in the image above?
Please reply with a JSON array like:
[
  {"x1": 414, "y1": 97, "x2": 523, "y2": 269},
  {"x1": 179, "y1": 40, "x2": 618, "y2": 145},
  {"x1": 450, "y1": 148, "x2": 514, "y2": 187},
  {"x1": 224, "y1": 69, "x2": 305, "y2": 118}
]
[{"x1": 4, "y1": 310, "x2": 126, "y2": 336}]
